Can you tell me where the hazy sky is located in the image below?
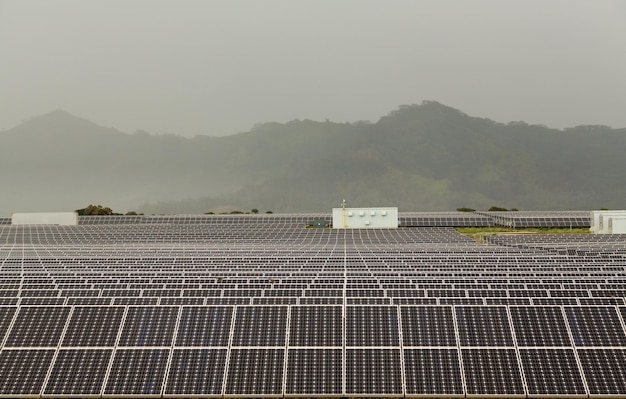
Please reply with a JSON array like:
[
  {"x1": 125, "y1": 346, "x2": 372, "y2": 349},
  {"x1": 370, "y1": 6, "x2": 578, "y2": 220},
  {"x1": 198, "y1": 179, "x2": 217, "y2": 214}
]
[{"x1": 1, "y1": 0, "x2": 625, "y2": 137}]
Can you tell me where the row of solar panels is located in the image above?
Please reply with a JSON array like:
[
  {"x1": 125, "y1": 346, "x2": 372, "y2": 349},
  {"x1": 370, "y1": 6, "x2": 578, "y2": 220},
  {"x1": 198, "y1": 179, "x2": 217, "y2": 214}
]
[
  {"x1": 4, "y1": 347, "x2": 626, "y2": 397},
  {"x1": 2, "y1": 305, "x2": 626, "y2": 348},
  {"x1": 0, "y1": 211, "x2": 593, "y2": 227},
  {"x1": 2, "y1": 297, "x2": 625, "y2": 308}
]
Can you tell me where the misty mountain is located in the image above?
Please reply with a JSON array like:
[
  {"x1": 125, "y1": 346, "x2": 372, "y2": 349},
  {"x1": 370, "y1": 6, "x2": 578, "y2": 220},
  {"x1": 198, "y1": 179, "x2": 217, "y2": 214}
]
[{"x1": 1, "y1": 102, "x2": 625, "y2": 216}]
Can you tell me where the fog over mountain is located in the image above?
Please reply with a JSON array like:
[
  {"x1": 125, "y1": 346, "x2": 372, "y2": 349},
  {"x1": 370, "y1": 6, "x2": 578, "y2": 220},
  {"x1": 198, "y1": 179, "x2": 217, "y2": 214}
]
[
  {"x1": 2, "y1": 1, "x2": 625, "y2": 137},
  {"x1": 1, "y1": 102, "x2": 625, "y2": 217}
]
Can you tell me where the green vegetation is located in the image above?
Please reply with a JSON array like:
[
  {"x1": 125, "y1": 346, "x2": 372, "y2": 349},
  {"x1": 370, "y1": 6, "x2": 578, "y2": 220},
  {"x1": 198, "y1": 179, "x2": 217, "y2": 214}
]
[
  {"x1": 76, "y1": 204, "x2": 115, "y2": 216},
  {"x1": 455, "y1": 226, "x2": 590, "y2": 242},
  {"x1": 488, "y1": 206, "x2": 519, "y2": 212},
  {"x1": 76, "y1": 205, "x2": 141, "y2": 216}
]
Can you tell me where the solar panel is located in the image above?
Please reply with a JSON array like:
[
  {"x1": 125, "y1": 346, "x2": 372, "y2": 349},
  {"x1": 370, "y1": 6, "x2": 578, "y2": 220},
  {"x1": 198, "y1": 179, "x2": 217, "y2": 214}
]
[
  {"x1": 164, "y1": 349, "x2": 227, "y2": 395},
  {"x1": 455, "y1": 306, "x2": 514, "y2": 346},
  {"x1": 578, "y1": 349, "x2": 626, "y2": 395},
  {"x1": 346, "y1": 349, "x2": 403, "y2": 395},
  {"x1": 104, "y1": 349, "x2": 169, "y2": 395},
  {"x1": 565, "y1": 306, "x2": 626, "y2": 346},
  {"x1": 510, "y1": 306, "x2": 572, "y2": 347},
  {"x1": 174, "y1": 306, "x2": 232, "y2": 346},
  {"x1": 44, "y1": 349, "x2": 112, "y2": 395},
  {"x1": 404, "y1": 348, "x2": 463, "y2": 395},
  {"x1": 461, "y1": 349, "x2": 525, "y2": 396},
  {"x1": 231, "y1": 306, "x2": 287, "y2": 346},
  {"x1": 289, "y1": 305, "x2": 342, "y2": 346},
  {"x1": 5, "y1": 306, "x2": 70, "y2": 347},
  {"x1": 0, "y1": 307, "x2": 16, "y2": 341},
  {"x1": 0, "y1": 349, "x2": 55, "y2": 395},
  {"x1": 286, "y1": 349, "x2": 342, "y2": 395},
  {"x1": 401, "y1": 305, "x2": 456, "y2": 346},
  {"x1": 346, "y1": 306, "x2": 399, "y2": 346},
  {"x1": 62, "y1": 306, "x2": 124, "y2": 347},
  {"x1": 118, "y1": 306, "x2": 178, "y2": 346},
  {"x1": 519, "y1": 348, "x2": 586, "y2": 396},
  {"x1": 225, "y1": 349, "x2": 284, "y2": 395},
  {"x1": 2, "y1": 213, "x2": 626, "y2": 398}
]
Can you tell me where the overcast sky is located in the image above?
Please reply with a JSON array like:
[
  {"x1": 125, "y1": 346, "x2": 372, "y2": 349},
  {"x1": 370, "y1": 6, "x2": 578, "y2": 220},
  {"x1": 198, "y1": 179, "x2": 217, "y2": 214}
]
[{"x1": 1, "y1": 0, "x2": 625, "y2": 137}]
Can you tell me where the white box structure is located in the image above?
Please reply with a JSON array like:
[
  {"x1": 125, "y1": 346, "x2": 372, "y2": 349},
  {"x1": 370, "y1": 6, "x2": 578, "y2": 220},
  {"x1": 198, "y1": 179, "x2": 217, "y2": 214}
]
[
  {"x1": 591, "y1": 210, "x2": 626, "y2": 233},
  {"x1": 11, "y1": 212, "x2": 78, "y2": 226},
  {"x1": 332, "y1": 207, "x2": 398, "y2": 229}
]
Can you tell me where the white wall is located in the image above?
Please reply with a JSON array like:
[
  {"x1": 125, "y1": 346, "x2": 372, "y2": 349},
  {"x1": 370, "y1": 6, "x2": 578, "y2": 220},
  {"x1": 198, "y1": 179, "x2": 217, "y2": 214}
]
[
  {"x1": 11, "y1": 212, "x2": 78, "y2": 225},
  {"x1": 332, "y1": 207, "x2": 398, "y2": 229},
  {"x1": 608, "y1": 217, "x2": 626, "y2": 234}
]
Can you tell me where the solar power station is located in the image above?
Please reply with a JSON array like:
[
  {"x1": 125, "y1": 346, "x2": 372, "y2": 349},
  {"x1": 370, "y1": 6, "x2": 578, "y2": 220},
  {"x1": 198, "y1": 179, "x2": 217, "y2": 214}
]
[{"x1": 1, "y1": 211, "x2": 626, "y2": 398}]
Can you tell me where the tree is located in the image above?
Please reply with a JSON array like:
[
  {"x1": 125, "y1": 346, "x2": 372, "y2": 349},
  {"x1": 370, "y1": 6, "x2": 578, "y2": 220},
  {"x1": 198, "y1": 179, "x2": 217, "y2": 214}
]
[{"x1": 76, "y1": 204, "x2": 114, "y2": 215}]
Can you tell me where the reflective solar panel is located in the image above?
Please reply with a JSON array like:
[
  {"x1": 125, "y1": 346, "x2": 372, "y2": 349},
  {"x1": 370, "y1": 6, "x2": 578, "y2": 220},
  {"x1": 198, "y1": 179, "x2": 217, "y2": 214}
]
[
  {"x1": 0, "y1": 307, "x2": 16, "y2": 341},
  {"x1": 164, "y1": 349, "x2": 227, "y2": 395},
  {"x1": 286, "y1": 349, "x2": 342, "y2": 395},
  {"x1": 118, "y1": 306, "x2": 178, "y2": 346},
  {"x1": 44, "y1": 349, "x2": 112, "y2": 395},
  {"x1": 401, "y1": 305, "x2": 456, "y2": 346},
  {"x1": 231, "y1": 306, "x2": 287, "y2": 346},
  {"x1": 519, "y1": 348, "x2": 586, "y2": 396},
  {"x1": 104, "y1": 349, "x2": 169, "y2": 395},
  {"x1": 1, "y1": 213, "x2": 626, "y2": 398},
  {"x1": 0, "y1": 349, "x2": 55, "y2": 395},
  {"x1": 455, "y1": 306, "x2": 514, "y2": 347},
  {"x1": 346, "y1": 306, "x2": 399, "y2": 346},
  {"x1": 346, "y1": 349, "x2": 403, "y2": 395},
  {"x1": 5, "y1": 306, "x2": 70, "y2": 347},
  {"x1": 174, "y1": 306, "x2": 232, "y2": 346},
  {"x1": 578, "y1": 349, "x2": 626, "y2": 395},
  {"x1": 289, "y1": 305, "x2": 342, "y2": 346},
  {"x1": 510, "y1": 306, "x2": 571, "y2": 347},
  {"x1": 565, "y1": 306, "x2": 626, "y2": 346},
  {"x1": 462, "y1": 349, "x2": 525, "y2": 396},
  {"x1": 404, "y1": 348, "x2": 463, "y2": 395},
  {"x1": 62, "y1": 306, "x2": 124, "y2": 347},
  {"x1": 225, "y1": 349, "x2": 284, "y2": 395}
]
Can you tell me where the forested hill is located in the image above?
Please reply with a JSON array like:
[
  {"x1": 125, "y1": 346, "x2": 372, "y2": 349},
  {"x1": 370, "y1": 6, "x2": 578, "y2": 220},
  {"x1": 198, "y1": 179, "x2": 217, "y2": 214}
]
[{"x1": 1, "y1": 102, "x2": 625, "y2": 216}]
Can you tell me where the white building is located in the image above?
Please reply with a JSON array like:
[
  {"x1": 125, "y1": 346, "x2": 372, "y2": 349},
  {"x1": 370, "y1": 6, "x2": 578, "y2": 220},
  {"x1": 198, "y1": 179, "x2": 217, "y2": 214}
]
[
  {"x1": 332, "y1": 207, "x2": 398, "y2": 229},
  {"x1": 11, "y1": 212, "x2": 78, "y2": 225},
  {"x1": 591, "y1": 210, "x2": 626, "y2": 234}
]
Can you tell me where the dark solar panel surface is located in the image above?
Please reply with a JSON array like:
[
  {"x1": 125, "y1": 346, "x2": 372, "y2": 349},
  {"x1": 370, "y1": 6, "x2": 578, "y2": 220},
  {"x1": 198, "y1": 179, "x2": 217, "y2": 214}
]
[
  {"x1": 404, "y1": 348, "x2": 463, "y2": 395},
  {"x1": 104, "y1": 349, "x2": 169, "y2": 395},
  {"x1": 286, "y1": 349, "x2": 342, "y2": 394},
  {"x1": 0, "y1": 349, "x2": 55, "y2": 395},
  {"x1": 519, "y1": 348, "x2": 586, "y2": 396},
  {"x1": 44, "y1": 349, "x2": 112, "y2": 395},
  {"x1": 165, "y1": 349, "x2": 227, "y2": 395},
  {"x1": 0, "y1": 212, "x2": 625, "y2": 397},
  {"x1": 462, "y1": 349, "x2": 525, "y2": 396}
]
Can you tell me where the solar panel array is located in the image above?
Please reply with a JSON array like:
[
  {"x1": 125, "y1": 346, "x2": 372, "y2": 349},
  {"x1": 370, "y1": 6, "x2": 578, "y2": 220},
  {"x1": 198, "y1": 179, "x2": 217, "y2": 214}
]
[
  {"x1": 0, "y1": 213, "x2": 624, "y2": 397},
  {"x1": 478, "y1": 210, "x2": 591, "y2": 228},
  {"x1": 78, "y1": 212, "x2": 496, "y2": 227}
]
